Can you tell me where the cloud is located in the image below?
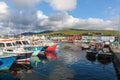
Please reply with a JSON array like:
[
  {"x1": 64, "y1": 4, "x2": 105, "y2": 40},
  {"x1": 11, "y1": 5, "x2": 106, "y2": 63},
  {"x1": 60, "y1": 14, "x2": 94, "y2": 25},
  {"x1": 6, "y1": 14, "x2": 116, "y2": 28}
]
[
  {"x1": 8, "y1": 0, "x2": 41, "y2": 8},
  {"x1": 37, "y1": 10, "x2": 48, "y2": 19},
  {"x1": 0, "y1": 1, "x2": 9, "y2": 31},
  {"x1": 0, "y1": 1, "x2": 8, "y2": 14},
  {"x1": 45, "y1": 0, "x2": 77, "y2": 11},
  {"x1": 38, "y1": 12, "x2": 116, "y2": 30},
  {"x1": 0, "y1": 1, "x2": 118, "y2": 35}
]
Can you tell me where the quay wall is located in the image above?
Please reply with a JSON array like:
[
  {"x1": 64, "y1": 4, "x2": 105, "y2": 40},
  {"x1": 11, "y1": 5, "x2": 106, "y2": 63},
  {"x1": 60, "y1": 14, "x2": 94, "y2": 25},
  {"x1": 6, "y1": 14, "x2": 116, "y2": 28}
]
[{"x1": 109, "y1": 45, "x2": 120, "y2": 78}]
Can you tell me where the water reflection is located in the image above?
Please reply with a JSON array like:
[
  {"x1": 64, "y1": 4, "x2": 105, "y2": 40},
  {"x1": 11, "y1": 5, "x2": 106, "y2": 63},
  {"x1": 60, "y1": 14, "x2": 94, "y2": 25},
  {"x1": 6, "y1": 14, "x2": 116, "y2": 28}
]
[
  {"x1": 0, "y1": 43, "x2": 118, "y2": 80},
  {"x1": 0, "y1": 71, "x2": 16, "y2": 80},
  {"x1": 97, "y1": 59, "x2": 112, "y2": 65},
  {"x1": 86, "y1": 51, "x2": 112, "y2": 65},
  {"x1": 49, "y1": 65, "x2": 74, "y2": 80},
  {"x1": 86, "y1": 53, "x2": 96, "y2": 63},
  {"x1": 44, "y1": 51, "x2": 57, "y2": 59},
  {"x1": 10, "y1": 62, "x2": 33, "y2": 77},
  {"x1": 37, "y1": 53, "x2": 47, "y2": 63}
]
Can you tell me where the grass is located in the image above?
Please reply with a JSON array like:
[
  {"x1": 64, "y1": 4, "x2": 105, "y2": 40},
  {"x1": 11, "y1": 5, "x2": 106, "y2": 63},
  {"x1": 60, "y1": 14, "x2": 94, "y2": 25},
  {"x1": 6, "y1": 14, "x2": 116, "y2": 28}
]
[{"x1": 41, "y1": 29, "x2": 118, "y2": 36}]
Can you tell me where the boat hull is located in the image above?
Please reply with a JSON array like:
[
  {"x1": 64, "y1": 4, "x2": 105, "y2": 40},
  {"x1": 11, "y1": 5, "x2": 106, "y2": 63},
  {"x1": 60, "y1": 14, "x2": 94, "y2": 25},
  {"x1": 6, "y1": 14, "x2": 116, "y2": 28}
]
[
  {"x1": 97, "y1": 53, "x2": 112, "y2": 60},
  {"x1": 16, "y1": 52, "x2": 33, "y2": 62},
  {"x1": 45, "y1": 45, "x2": 57, "y2": 51},
  {"x1": 32, "y1": 47, "x2": 43, "y2": 55},
  {"x1": 25, "y1": 47, "x2": 43, "y2": 56},
  {"x1": 0, "y1": 56, "x2": 17, "y2": 70}
]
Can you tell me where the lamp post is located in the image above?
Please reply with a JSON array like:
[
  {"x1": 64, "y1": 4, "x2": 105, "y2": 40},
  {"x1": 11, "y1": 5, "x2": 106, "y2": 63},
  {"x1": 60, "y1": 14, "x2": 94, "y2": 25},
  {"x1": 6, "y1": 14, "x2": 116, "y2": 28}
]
[{"x1": 118, "y1": 15, "x2": 120, "y2": 43}]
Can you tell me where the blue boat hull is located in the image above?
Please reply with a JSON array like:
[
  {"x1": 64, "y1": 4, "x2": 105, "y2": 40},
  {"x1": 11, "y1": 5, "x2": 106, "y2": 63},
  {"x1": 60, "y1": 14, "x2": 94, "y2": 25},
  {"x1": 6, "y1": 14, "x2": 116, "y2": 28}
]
[
  {"x1": 31, "y1": 47, "x2": 43, "y2": 56},
  {"x1": 0, "y1": 56, "x2": 16, "y2": 70},
  {"x1": 25, "y1": 47, "x2": 43, "y2": 56}
]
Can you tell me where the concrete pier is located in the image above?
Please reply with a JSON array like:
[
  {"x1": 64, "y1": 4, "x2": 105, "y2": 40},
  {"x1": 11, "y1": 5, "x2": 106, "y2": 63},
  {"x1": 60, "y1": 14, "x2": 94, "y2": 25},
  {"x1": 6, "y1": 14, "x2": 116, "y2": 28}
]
[{"x1": 110, "y1": 45, "x2": 120, "y2": 79}]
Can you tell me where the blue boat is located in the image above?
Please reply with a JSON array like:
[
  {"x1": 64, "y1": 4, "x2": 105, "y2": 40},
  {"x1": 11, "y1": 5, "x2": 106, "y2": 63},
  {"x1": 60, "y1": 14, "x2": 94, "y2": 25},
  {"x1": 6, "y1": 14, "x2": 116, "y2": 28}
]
[
  {"x1": 0, "y1": 54, "x2": 17, "y2": 70},
  {"x1": 25, "y1": 46, "x2": 43, "y2": 56},
  {"x1": 0, "y1": 40, "x2": 33, "y2": 62}
]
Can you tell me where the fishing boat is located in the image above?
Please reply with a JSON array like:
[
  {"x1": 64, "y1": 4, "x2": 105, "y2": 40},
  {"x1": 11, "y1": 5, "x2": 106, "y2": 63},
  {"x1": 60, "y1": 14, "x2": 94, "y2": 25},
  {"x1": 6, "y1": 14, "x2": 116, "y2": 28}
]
[
  {"x1": 0, "y1": 49, "x2": 17, "y2": 70},
  {"x1": 81, "y1": 42, "x2": 90, "y2": 50},
  {"x1": 86, "y1": 44, "x2": 97, "y2": 55},
  {"x1": 86, "y1": 49, "x2": 97, "y2": 56},
  {"x1": 0, "y1": 39, "x2": 33, "y2": 62},
  {"x1": 30, "y1": 40, "x2": 46, "y2": 56},
  {"x1": 45, "y1": 45, "x2": 57, "y2": 51},
  {"x1": 97, "y1": 48, "x2": 112, "y2": 60},
  {"x1": 31, "y1": 39, "x2": 58, "y2": 51},
  {"x1": 15, "y1": 40, "x2": 49, "y2": 56}
]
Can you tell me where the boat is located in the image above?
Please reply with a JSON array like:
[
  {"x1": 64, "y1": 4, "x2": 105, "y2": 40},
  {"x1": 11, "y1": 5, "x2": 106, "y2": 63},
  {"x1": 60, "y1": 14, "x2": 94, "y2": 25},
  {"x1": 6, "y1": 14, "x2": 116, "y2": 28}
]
[
  {"x1": 29, "y1": 40, "x2": 46, "y2": 56},
  {"x1": 14, "y1": 48, "x2": 33, "y2": 62},
  {"x1": 86, "y1": 44, "x2": 97, "y2": 55},
  {"x1": 0, "y1": 50, "x2": 17, "y2": 70},
  {"x1": 31, "y1": 39, "x2": 58, "y2": 51},
  {"x1": 0, "y1": 40, "x2": 33, "y2": 62},
  {"x1": 97, "y1": 48, "x2": 112, "y2": 65},
  {"x1": 86, "y1": 49, "x2": 97, "y2": 56},
  {"x1": 97, "y1": 48, "x2": 112, "y2": 60},
  {"x1": 45, "y1": 44, "x2": 57, "y2": 51},
  {"x1": 81, "y1": 42, "x2": 90, "y2": 50},
  {"x1": 15, "y1": 40, "x2": 43, "y2": 56}
]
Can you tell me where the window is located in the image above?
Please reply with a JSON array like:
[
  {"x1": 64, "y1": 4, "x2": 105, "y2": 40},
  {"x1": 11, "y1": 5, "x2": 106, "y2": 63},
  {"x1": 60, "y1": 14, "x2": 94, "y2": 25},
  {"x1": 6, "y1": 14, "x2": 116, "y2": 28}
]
[
  {"x1": 0, "y1": 43, "x2": 5, "y2": 47},
  {"x1": 16, "y1": 41, "x2": 22, "y2": 45},
  {"x1": 12, "y1": 42, "x2": 16, "y2": 46},
  {"x1": 6, "y1": 43, "x2": 12, "y2": 47},
  {"x1": 22, "y1": 41, "x2": 29, "y2": 45}
]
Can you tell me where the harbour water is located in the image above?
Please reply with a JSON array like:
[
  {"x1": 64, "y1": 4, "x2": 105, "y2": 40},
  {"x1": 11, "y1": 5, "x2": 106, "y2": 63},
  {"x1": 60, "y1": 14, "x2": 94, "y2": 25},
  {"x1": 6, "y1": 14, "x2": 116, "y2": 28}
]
[{"x1": 0, "y1": 43, "x2": 118, "y2": 80}]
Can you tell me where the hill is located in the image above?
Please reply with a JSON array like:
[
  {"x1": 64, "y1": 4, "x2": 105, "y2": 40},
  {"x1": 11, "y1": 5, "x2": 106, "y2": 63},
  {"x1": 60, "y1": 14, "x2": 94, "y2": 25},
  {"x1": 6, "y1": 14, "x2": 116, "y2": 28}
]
[
  {"x1": 20, "y1": 29, "x2": 119, "y2": 36},
  {"x1": 41, "y1": 29, "x2": 118, "y2": 36}
]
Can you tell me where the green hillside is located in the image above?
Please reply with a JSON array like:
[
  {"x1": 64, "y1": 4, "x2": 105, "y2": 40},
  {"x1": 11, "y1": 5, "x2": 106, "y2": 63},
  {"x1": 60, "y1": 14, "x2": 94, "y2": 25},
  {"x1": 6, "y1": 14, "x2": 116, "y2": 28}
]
[{"x1": 41, "y1": 29, "x2": 118, "y2": 36}]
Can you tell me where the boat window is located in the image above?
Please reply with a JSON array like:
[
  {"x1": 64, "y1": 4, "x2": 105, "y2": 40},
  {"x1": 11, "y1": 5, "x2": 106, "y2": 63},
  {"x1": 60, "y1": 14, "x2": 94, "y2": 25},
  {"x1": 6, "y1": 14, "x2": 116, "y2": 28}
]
[
  {"x1": 6, "y1": 43, "x2": 12, "y2": 47},
  {"x1": 25, "y1": 41, "x2": 30, "y2": 44},
  {"x1": 22, "y1": 41, "x2": 29, "y2": 45},
  {"x1": 16, "y1": 41, "x2": 22, "y2": 45},
  {"x1": 12, "y1": 42, "x2": 16, "y2": 46},
  {"x1": 0, "y1": 43, "x2": 5, "y2": 47}
]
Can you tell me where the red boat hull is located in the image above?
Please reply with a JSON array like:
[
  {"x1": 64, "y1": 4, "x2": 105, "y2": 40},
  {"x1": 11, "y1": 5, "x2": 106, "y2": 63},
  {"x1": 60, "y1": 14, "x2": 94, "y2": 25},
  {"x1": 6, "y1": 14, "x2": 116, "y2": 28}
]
[{"x1": 46, "y1": 45, "x2": 57, "y2": 51}]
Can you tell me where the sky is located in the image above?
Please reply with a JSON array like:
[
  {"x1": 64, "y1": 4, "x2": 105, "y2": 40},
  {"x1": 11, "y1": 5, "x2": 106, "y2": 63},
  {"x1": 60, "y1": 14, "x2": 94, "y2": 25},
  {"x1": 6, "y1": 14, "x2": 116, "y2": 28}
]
[{"x1": 0, "y1": 0, "x2": 120, "y2": 34}]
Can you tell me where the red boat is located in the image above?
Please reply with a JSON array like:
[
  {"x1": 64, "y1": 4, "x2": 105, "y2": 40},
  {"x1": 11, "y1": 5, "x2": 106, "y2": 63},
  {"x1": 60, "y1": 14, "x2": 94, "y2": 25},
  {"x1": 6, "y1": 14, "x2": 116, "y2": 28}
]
[
  {"x1": 46, "y1": 45, "x2": 57, "y2": 51},
  {"x1": 44, "y1": 51, "x2": 57, "y2": 59}
]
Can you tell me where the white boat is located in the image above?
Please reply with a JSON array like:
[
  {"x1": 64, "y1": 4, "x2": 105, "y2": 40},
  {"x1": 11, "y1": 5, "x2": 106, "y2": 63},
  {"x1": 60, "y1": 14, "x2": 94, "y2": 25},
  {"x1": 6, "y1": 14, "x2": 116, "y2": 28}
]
[
  {"x1": 0, "y1": 39, "x2": 33, "y2": 62},
  {"x1": 81, "y1": 43, "x2": 90, "y2": 50},
  {"x1": 14, "y1": 40, "x2": 44, "y2": 56}
]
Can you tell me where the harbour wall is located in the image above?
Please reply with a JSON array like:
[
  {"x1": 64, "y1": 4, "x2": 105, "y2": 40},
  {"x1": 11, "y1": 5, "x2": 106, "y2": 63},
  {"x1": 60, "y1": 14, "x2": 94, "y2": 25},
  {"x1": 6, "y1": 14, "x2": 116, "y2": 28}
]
[{"x1": 109, "y1": 46, "x2": 120, "y2": 79}]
